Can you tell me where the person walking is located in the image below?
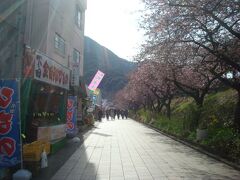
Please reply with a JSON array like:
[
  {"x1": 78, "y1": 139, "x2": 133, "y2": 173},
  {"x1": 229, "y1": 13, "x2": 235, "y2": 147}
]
[
  {"x1": 113, "y1": 109, "x2": 117, "y2": 120},
  {"x1": 120, "y1": 109, "x2": 125, "y2": 119},
  {"x1": 98, "y1": 109, "x2": 103, "y2": 122},
  {"x1": 116, "y1": 109, "x2": 120, "y2": 119},
  {"x1": 124, "y1": 109, "x2": 128, "y2": 119},
  {"x1": 110, "y1": 109, "x2": 115, "y2": 120},
  {"x1": 106, "y1": 110, "x2": 110, "y2": 120}
]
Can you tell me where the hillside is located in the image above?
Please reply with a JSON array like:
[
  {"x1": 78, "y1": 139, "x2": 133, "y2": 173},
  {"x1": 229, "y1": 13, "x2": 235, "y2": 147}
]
[{"x1": 83, "y1": 36, "x2": 136, "y2": 99}]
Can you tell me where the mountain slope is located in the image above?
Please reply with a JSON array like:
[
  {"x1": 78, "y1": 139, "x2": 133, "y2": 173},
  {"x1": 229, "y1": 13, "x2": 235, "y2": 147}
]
[{"x1": 83, "y1": 36, "x2": 136, "y2": 99}]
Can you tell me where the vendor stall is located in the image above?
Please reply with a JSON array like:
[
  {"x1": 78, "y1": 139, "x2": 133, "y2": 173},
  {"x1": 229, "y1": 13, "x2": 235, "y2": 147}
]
[{"x1": 21, "y1": 50, "x2": 70, "y2": 143}]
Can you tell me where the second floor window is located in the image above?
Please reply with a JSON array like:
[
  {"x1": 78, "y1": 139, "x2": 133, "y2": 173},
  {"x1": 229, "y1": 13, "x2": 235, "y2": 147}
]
[
  {"x1": 75, "y1": 6, "x2": 82, "y2": 29},
  {"x1": 73, "y1": 49, "x2": 80, "y2": 64},
  {"x1": 54, "y1": 33, "x2": 65, "y2": 55}
]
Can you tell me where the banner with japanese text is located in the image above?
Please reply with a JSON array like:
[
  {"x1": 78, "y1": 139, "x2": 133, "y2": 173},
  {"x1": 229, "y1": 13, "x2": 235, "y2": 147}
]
[
  {"x1": 34, "y1": 52, "x2": 70, "y2": 90},
  {"x1": 88, "y1": 70, "x2": 105, "y2": 91},
  {"x1": 0, "y1": 80, "x2": 21, "y2": 167},
  {"x1": 66, "y1": 96, "x2": 77, "y2": 134}
]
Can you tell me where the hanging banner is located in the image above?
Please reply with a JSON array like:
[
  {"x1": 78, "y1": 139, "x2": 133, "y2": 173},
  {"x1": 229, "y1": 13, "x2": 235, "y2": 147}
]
[
  {"x1": 88, "y1": 70, "x2": 105, "y2": 91},
  {"x1": 34, "y1": 52, "x2": 70, "y2": 90},
  {"x1": 66, "y1": 96, "x2": 77, "y2": 134},
  {"x1": 22, "y1": 47, "x2": 35, "y2": 78},
  {"x1": 71, "y1": 65, "x2": 80, "y2": 87},
  {"x1": 0, "y1": 80, "x2": 21, "y2": 167}
]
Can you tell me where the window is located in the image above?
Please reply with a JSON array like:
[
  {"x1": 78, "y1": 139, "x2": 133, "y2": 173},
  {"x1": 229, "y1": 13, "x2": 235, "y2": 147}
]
[
  {"x1": 75, "y1": 6, "x2": 82, "y2": 28},
  {"x1": 54, "y1": 33, "x2": 65, "y2": 54},
  {"x1": 73, "y1": 49, "x2": 80, "y2": 64}
]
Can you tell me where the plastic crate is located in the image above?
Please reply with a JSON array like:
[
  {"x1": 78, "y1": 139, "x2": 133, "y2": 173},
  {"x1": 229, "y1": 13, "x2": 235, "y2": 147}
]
[
  {"x1": 23, "y1": 141, "x2": 51, "y2": 161},
  {"x1": 31, "y1": 141, "x2": 50, "y2": 155},
  {"x1": 23, "y1": 144, "x2": 42, "y2": 161}
]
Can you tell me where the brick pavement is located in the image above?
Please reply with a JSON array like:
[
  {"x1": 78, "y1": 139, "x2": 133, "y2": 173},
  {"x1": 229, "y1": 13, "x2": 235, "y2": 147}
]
[{"x1": 51, "y1": 118, "x2": 240, "y2": 180}]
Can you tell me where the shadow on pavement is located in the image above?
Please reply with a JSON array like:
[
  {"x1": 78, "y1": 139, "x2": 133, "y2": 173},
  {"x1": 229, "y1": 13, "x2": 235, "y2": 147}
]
[
  {"x1": 32, "y1": 126, "x2": 95, "y2": 180},
  {"x1": 92, "y1": 132, "x2": 112, "y2": 137}
]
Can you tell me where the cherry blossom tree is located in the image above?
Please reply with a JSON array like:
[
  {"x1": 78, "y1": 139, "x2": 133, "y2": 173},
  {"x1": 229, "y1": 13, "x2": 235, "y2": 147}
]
[
  {"x1": 139, "y1": 0, "x2": 240, "y2": 130},
  {"x1": 115, "y1": 61, "x2": 177, "y2": 119}
]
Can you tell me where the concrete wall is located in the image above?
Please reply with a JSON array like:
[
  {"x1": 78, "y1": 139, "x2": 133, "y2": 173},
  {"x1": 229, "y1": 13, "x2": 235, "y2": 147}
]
[
  {"x1": 25, "y1": 0, "x2": 50, "y2": 53},
  {"x1": 0, "y1": 0, "x2": 26, "y2": 78}
]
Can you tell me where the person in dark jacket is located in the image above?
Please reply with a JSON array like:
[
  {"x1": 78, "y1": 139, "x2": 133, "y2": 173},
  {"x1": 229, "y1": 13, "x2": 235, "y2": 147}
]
[
  {"x1": 120, "y1": 109, "x2": 125, "y2": 119},
  {"x1": 124, "y1": 109, "x2": 128, "y2": 119},
  {"x1": 98, "y1": 109, "x2": 103, "y2": 121},
  {"x1": 106, "y1": 110, "x2": 110, "y2": 120}
]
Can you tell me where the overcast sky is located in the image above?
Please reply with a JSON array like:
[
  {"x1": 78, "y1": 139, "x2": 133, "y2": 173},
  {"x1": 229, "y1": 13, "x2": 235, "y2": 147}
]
[{"x1": 85, "y1": 0, "x2": 145, "y2": 61}]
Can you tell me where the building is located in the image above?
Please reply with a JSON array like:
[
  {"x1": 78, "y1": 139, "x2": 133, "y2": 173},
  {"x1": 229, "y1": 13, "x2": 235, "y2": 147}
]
[
  {"x1": 0, "y1": 1, "x2": 87, "y2": 176},
  {"x1": 0, "y1": 0, "x2": 27, "y2": 176},
  {"x1": 21, "y1": 0, "x2": 87, "y2": 143},
  {"x1": 0, "y1": 0, "x2": 26, "y2": 79}
]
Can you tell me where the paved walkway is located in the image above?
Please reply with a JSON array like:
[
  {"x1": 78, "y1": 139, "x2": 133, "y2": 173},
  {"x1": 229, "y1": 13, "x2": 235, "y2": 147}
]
[{"x1": 51, "y1": 119, "x2": 240, "y2": 180}]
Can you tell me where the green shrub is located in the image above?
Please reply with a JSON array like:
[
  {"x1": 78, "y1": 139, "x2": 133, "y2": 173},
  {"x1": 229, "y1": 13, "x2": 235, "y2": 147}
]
[
  {"x1": 135, "y1": 89, "x2": 240, "y2": 162},
  {"x1": 201, "y1": 127, "x2": 240, "y2": 160}
]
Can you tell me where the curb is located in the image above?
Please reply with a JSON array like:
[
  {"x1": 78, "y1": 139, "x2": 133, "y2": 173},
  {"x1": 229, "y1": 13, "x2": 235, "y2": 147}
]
[{"x1": 136, "y1": 119, "x2": 240, "y2": 171}]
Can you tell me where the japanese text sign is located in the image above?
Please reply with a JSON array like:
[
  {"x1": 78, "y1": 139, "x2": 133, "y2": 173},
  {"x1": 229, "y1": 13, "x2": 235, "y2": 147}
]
[
  {"x1": 0, "y1": 80, "x2": 21, "y2": 167},
  {"x1": 88, "y1": 70, "x2": 105, "y2": 91},
  {"x1": 34, "y1": 52, "x2": 70, "y2": 90},
  {"x1": 66, "y1": 96, "x2": 77, "y2": 134}
]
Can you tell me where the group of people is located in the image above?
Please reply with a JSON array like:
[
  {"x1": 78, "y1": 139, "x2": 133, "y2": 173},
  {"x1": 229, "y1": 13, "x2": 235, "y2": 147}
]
[
  {"x1": 96, "y1": 108, "x2": 129, "y2": 121},
  {"x1": 105, "y1": 109, "x2": 128, "y2": 120}
]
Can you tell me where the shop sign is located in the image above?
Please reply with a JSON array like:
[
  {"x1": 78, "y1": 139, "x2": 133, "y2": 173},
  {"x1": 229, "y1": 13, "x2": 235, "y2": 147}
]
[
  {"x1": 71, "y1": 63, "x2": 80, "y2": 87},
  {"x1": 88, "y1": 70, "x2": 105, "y2": 91},
  {"x1": 0, "y1": 80, "x2": 21, "y2": 167},
  {"x1": 37, "y1": 124, "x2": 66, "y2": 141},
  {"x1": 34, "y1": 52, "x2": 70, "y2": 89},
  {"x1": 66, "y1": 96, "x2": 77, "y2": 134}
]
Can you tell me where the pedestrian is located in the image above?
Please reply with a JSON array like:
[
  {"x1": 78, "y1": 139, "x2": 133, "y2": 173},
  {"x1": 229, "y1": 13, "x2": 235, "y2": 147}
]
[
  {"x1": 113, "y1": 109, "x2": 117, "y2": 120},
  {"x1": 124, "y1": 109, "x2": 128, "y2": 119},
  {"x1": 116, "y1": 109, "x2": 120, "y2": 119},
  {"x1": 110, "y1": 109, "x2": 115, "y2": 120},
  {"x1": 98, "y1": 109, "x2": 103, "y2": 122},
  {"x1": 121, "y1": 109, "x2": 125, "y2": 119},
  {"x1": 106, "y1": 110, "x2": 110, "y2": 120}
]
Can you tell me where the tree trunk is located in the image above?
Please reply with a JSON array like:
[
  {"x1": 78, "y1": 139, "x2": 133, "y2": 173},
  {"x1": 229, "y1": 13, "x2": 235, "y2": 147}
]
[
  {"x1": 194, "y1": 95, "x2": 204, "y2": 108},
  {"x1": 234, "y1": 91, "x2": 240, "y2": 132},
  {"x1": 157, "y1": 104, "x2": 164, "y2": 112},
  {"x1": 193, "y1": 95, "x2": 204, "y2": 129},
  {"x1": 166, "y1": 98, "x2": 172, "y2": 120}
]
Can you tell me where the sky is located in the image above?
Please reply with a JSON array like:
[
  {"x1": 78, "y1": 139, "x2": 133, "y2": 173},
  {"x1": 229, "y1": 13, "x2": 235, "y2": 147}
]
[{"x1": 85, "y1": 0, "x2": 145, "y2": 61}]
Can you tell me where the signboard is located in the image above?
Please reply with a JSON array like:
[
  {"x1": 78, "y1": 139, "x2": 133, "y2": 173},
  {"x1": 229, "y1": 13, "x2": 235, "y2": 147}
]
[
  {"x1": 37, "y1": 124, "x2": 66, "y2": 141},
  {"x1": 34, "y1": 52, "x2": 70, "y2": 90},
  {"x1": 0, "y1": 80, "x2": 21, "y2": 167},
  {"x1": 88, "y1": 70, "x2": 105, "y2": 91},
  {"x1": 66, "y1": 96, "x2": 77, "y2": 134},
  {"x1": 71, "y1": 63, "x2": 80, "y2": 87}
]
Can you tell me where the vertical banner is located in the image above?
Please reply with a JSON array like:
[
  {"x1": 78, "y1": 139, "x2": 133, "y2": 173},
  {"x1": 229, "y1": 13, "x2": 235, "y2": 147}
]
[
  {"x1": 88, "y1": 70, "x2": 105, "y2": 91},
  {"x1": 66, "y1": 96, "x2": 77, "y2": 135},
  {"x1": 0, "y1": 80, "x2": 21, "y2": 167},
  {"x1": 22, "y1": 47, "x2": 35, "y2": 78}
]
